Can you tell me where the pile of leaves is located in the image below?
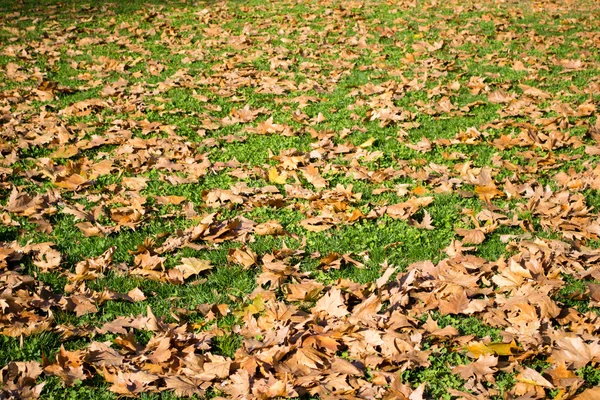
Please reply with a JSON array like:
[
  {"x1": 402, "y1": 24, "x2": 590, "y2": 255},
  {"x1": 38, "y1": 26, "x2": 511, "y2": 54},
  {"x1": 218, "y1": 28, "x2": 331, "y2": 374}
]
[{"x1": 1, "y1": 0, "x2": 600, "y2": 398}]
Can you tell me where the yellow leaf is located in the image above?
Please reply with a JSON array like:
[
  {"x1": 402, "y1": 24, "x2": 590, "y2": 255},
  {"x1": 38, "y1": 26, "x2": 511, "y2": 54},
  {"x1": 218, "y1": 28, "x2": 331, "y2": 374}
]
[
  {"x1": 359, "y1": 137, "x2": 376, "y2": 148},
  {"x1": 49, "y1": 145, "x2": 79, "y2": 159},
  {"x1": 553, "y1": 389, "x2": 567, "y2": 400},
  {"x1": 233, "y1": 295, "x2": 265, "y2": 317},
  {"x1": 465, "y1": 341, "x2": 520, "y2": 357},
  {"x1": 268, "y1": 168, "x2": 288, "y2": 184},
  {"x1": 247, "y1": 295, "x2": 265, "y2": 314}
]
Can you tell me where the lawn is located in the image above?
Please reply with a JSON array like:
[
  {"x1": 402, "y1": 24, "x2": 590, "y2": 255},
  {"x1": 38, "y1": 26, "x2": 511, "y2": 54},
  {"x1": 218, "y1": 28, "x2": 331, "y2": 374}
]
[{"x1": 1, "y1": 0, "x2": 600, "y2": 398}]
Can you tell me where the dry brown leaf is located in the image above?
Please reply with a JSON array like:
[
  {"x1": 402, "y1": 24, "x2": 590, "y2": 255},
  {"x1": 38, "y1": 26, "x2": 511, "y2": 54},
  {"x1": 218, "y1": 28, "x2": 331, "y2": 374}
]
[
  {"x1": 456, "y1": 228, "x2": 486, "y2": 244},
  {"x1": 574, "y1": 387, "x2": 600, "y2": 400},
  {"x1": 174, "y1": 258, "x2": 212, "y2": 279},
  {"x1": 313, "y1": 288, "x2": 349, "y2": 318},
  {"x1": 254, "y1": 220, "x2": 285, "y2": 236},
  {"x1": 227, "y1": 247, "x2": 258, "y2": 268}
]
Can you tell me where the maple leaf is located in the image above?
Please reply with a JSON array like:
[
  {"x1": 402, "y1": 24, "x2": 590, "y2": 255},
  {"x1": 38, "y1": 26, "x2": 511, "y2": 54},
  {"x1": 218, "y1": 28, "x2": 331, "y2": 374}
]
[
  {"x1": 386, "y1": 197, "x2": 434, "y2": 220},
  {"x1": 43, "y1": 346, "x2": 88, "y2": 386},
  {"x1": 376, "y1": 264, "x2": 397, "y2": 288},
  {"x1": 174, "y1": 257, "x2": 212, "y2": 279},
  {"x1": 248, "y1": 116, "x2": 291, "y2": 135},
  {"x1": 222, "y1": 369, "x2": 251, "y2": 398},
  {"x1": 575, "y1": 387, "x2": 600, "y2": 400},
  {"x1": 32, "y1": 247, "x2": 61, "y2": 272},
  {"x1": 516, "y1": 367, "x2": 554, "y2": 388},
  {"x1": 126, "y1": 288, "x2": 146, "y2": 302},
  {"x1": 268, "y1": 167, "x2": 288, "y2": 184},
  {"x1": 155, "y1": 195, "x2": 187, "y2": 205},
  {"x1": 519, "y1": 84, "x2": 552, "y2": 99},
  {"x1": 60, "y1": 294, "x2": 98, "y2": 317},
  {"x1": 456, "y1": 228, "x2": 486, "y2": 244},
  {"x1": 330, "y1": 357, "x2": 364, "y2": 376},
  {"x1": 68, "y1": 247, "x2": 114, "y2": 283},
  {"x1": 164, "y1": 376, "x2": 206, "y2": 397},
  {"x1": 254, "y1": 220, "x2": 285, "y2": 236},
  {"x1": 0, "y1": 246, "x2": 20, "y2": 268},
  {"x1": 147, "y1": 336, "x2": 172, "y2": 364},
  {"x1": 465, "y1": 341, "x2": 521, "y2": 358},
  {"x1": 121, "y1": 177, "x2": 148, "y2": 190},
  {"x1": 550, "y1": 337, "x2": 600, "y2": 369},
  {"x1": 286, "y1": 280, "x2": 324, "y2": 301},
  {"x1": 313, "y1": 288, "x2": 349, "y2": 318},
  {"x1": 409, "y1": 383, "x2": 426, "y2": 400},
  {"x1": 452, "y1": 354, "x2": 497, "y2": 380},
  {"x1": 300, "y1": 216, "x2": 334, "y2": 232},
  {"x1": 487, "y1": 90, "x2": 515, "y2": 104},
  {"x1": 558, "y1": 59, "x2": 583, "y2": 69},
  {"x1": 233, "y1": 295, "x2": 266, "y2": 317},
  {"x1": 474, "y1": 184, "x2": 504, "y2": 202},
  {"x1": 256, "y1": 255, "x2": 303, "y2": 289},
  {"x1": 203, "y1": 354, "x2": 232, "y2": 379},
  {"x1": 301, "y1": 165, "x2": 328, "y2": 189},
  {"x1": 84, "y1": 342, "x2": 124, "y2": 367},
  {"x1": 411, "y1": 210, "x2": 435, "y2": 230},
  {"x1": 350, "y1": 293, "x2": 382, "y2": 326},
  {"x1": 104, "y1": 370, "x2": 159, "y2": 396},
  {"x1": 406, "y1": 136, "x2": 432, "y2": 152},
  {"x1": 438, "y1": 288, "x2": 470, "y2": 315},
  {"x1": 74, "y1": 222, "x2": 104, "y2": 238},
  {"x1": 227, "y1": 247, "x2": 258, "y2": 268},
  {"x1": 49, "y1": 146, "x2": 78, "y2": 159},
  {"x1": 545, "y1": 362, "x2": 582, "y2": 389},
  {"x1": 0, "y1": 361, "x2": 45, "y2": 400}
]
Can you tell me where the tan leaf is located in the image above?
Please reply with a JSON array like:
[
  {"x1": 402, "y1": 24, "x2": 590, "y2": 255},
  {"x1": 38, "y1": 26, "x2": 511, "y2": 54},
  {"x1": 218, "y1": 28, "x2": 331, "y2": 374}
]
[
  {"x1": 254, "y1": 220, "x2": 285, "y2": 236},
  {"x1": 301, "y1": 166, "x2": 327, "y2": 189},
  {"x1": 203, "y1": 355, "x2": 231, "y2": 379},
  {"x1": 75, "y1": 222, "x2": 103, "y2": 237},
  {"x1": 456, "y1": 228, "x2": 486, "y2": 244},
  {"x1": 313, "y1": 288, "x2": 349, "y2": 318},
  {"x1": 227, "y1": 247, "x2": 258, "y2": 268},
  {"x1": 121, "y1": 177, "x2": 148, "y2": 191},
  {"x1": 516, "y1": 367, "x2": 554, "y2": 388},
  {"x1": 575, "y1": 387, "x2": 600, "y2": 400},
  {"x1": 174, "y1": 258, "x2": 212, "y2": 279},
  {"x1": 452, "y1": 355, "x2": 497, "y2": 380},
  {"x1": 49, "y1": 146, "x2": 79, "y2": 159},
  {"x1": 286, "y1": 280, "x2": 324, "y2": 301},
  {"x1": 300, "y1": 216, "x2": 333, "y2": 232},
  {"x1": 550, "y1": 337, "x2": 600, "y2": 369},
  {"x1": 126, "y1": 288, "x2": 146, "y2": 302},
  {"x1": 155, "y1": 195, "x2": 187, "y2": 205},
  {"x1": 487, "y1": 90, "x2": 515, "y2": 104},
  {"x1": 331, "y1": 358, "x2": 363, "y2": 376},
  {"x1": 163, "y1": 376, "x2": 204, "y2": 397}
]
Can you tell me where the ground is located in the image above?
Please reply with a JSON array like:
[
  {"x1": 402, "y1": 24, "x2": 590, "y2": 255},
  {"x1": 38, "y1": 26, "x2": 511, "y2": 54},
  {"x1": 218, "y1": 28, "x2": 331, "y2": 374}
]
[{"x1": 0, "y1": 0, "x2": 600, "y2": 398}]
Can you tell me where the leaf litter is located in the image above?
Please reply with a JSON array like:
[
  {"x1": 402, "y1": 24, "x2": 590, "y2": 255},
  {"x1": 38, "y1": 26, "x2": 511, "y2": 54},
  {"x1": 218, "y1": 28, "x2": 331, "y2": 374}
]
[{"x1": 1, "y1": 0, "x2": 600, "y2": 398}]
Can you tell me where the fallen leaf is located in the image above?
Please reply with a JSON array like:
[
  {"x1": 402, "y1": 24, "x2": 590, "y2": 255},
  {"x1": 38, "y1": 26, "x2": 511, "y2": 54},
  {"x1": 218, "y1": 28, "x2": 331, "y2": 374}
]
[
  {"x1": 174, "y1": 258, "x2": 212, "y2": 279},
  {"x1": 465, "y1": 341, "x2": 520, "y2": 358}
]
